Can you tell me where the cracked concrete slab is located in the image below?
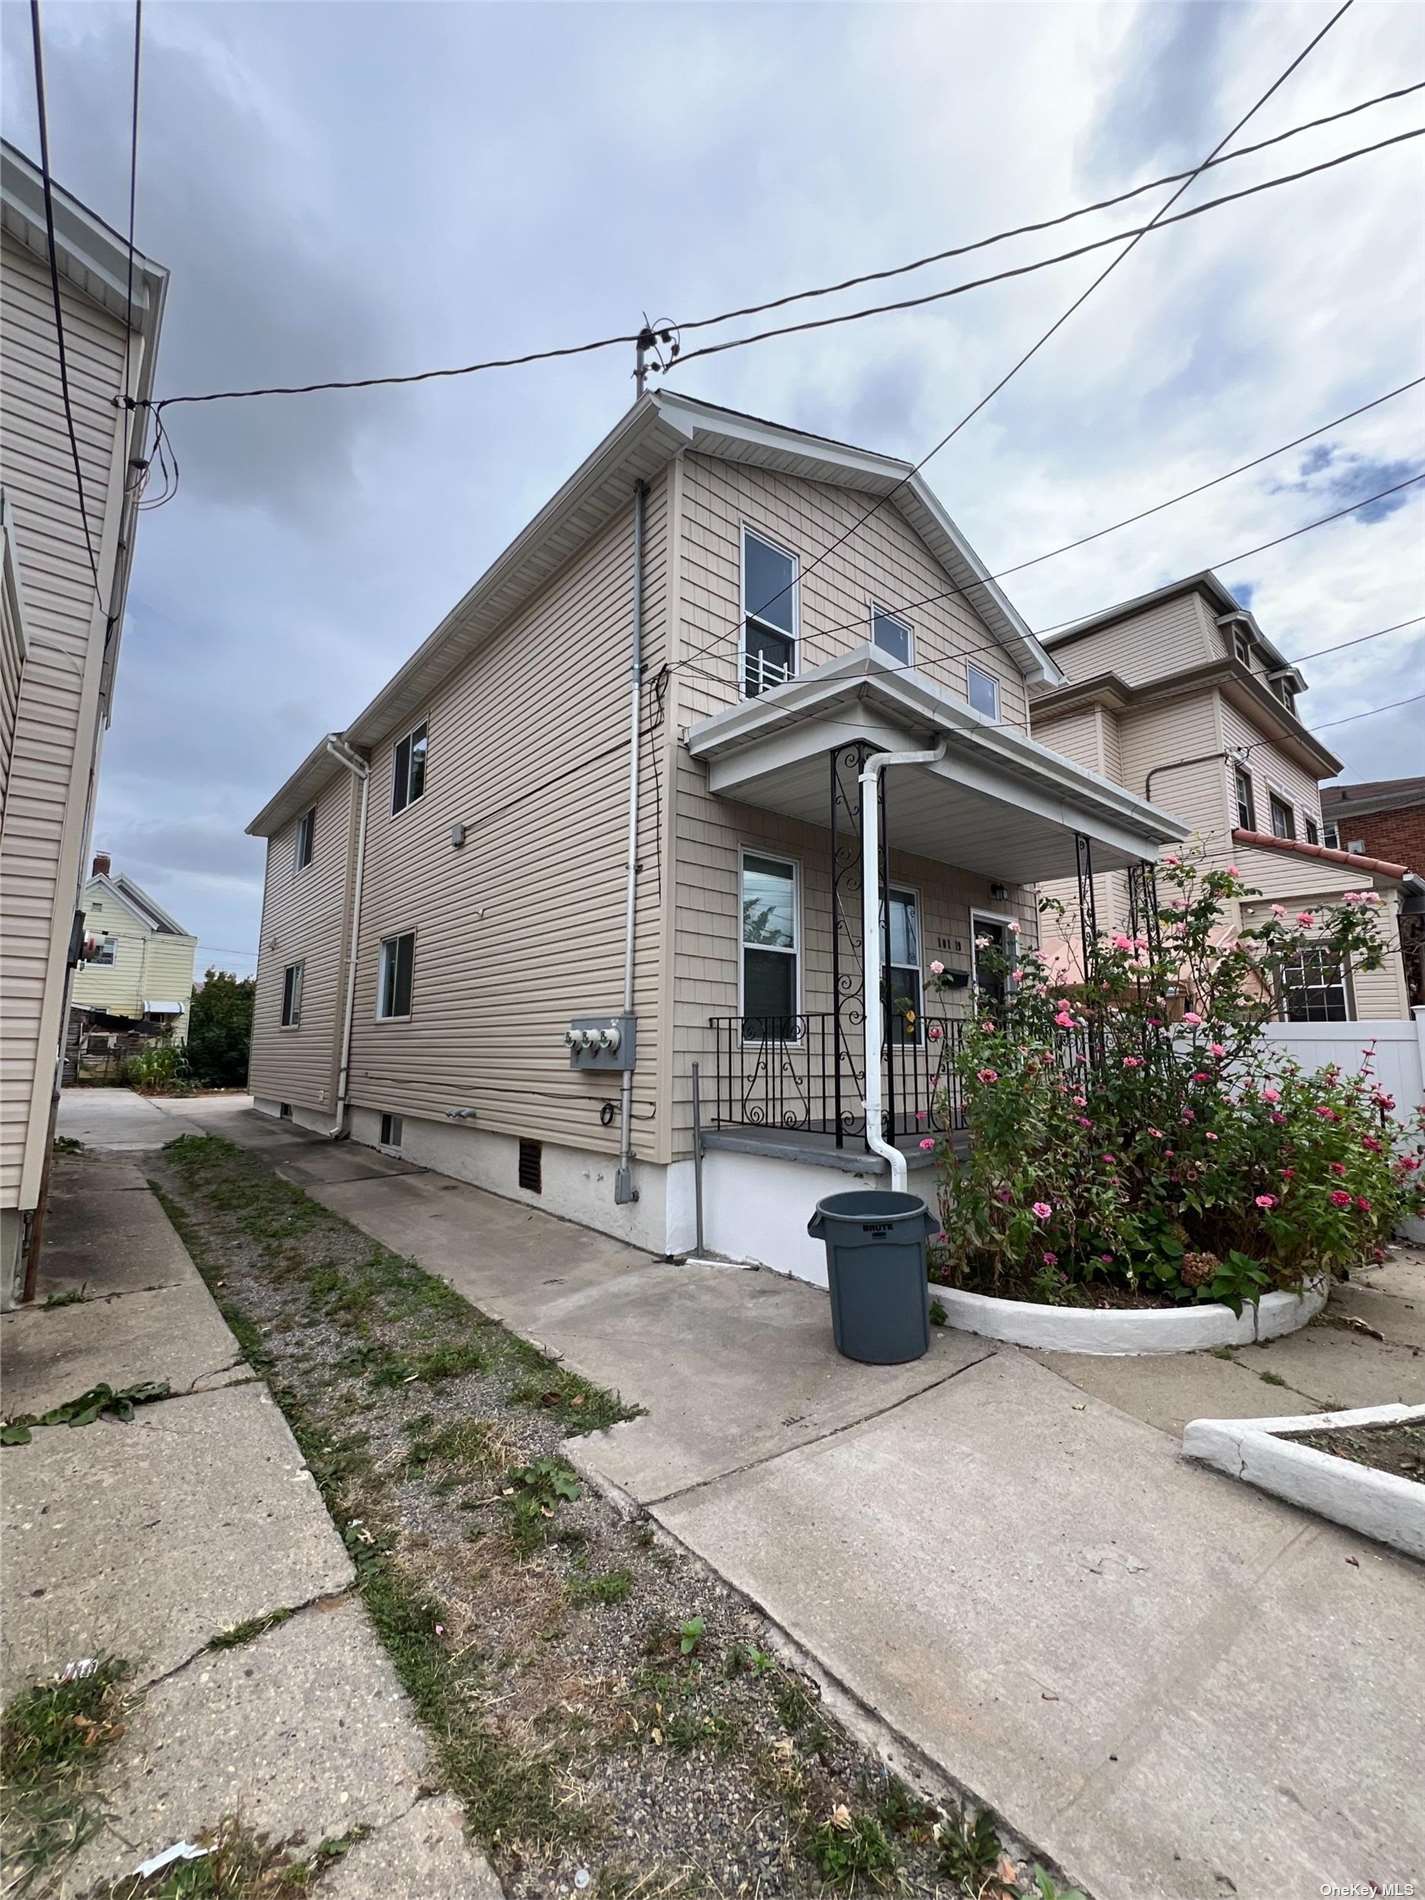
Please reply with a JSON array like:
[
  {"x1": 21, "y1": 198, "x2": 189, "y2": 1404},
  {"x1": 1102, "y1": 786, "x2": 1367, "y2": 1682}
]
[
  {"x1": 271, "y1": 1146, "x2": 428, "y2": 1187},
  {"x1": 0, "y1": 1281, "x2": 248, "y2": 1415},
  {"x1": 65, "y1": 1601, "x2": 438, "y2": 1893},
  {"x1": 35, "y1": 1182, "x2": 195, "y2": 1300},
  {"x1": 1027, "y1": 1344, "x2": 1328, "y2": 1438},
  {"x1": 1236, "y1": 1322, "x2": 1425, "y2": 1409},
  {"x1": 321, "y1": 1795, "x2": 502, "y2": 1899},
  {"x1": 1, "y1": 1385, "x2": 353, "y2": 1696},
  {"x1": 653, "y1": 1349, "x2": 1425, "y2": 1899}
]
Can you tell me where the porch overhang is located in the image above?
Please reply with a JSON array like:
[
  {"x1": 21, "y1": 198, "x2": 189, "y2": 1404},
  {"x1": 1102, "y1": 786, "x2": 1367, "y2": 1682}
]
[{"x1": 685, "y1": 646, "x2": 1189, "y2": 882}]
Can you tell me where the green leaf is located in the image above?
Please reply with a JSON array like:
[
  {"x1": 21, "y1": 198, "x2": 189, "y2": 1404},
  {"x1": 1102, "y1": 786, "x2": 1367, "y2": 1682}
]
[{"x1": 1, "y1": 1421, "x2": 33, "y2": 1446}]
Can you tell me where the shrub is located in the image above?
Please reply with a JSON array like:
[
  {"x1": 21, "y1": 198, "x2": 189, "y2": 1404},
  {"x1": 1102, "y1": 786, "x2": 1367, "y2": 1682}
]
[
  {"x1": 187, "y1": 968, "x2": 255, "y2": 1087},
  {"x1": 122, "y1": 1040, "x2": 191, "y2": 1093},
  {"x1": 927, "y1": 850, "x2": 1424, "y2": 1305}
]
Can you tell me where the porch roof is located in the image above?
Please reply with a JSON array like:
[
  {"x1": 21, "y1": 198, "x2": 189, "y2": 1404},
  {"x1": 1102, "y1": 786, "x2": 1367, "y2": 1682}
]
[{"x1": 685, "y1": 646, "x2": 1189, "y2": 882}]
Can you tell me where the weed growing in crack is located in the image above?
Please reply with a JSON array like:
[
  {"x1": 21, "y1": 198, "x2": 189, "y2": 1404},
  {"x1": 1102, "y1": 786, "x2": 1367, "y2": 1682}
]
[{"x1": 207, "y1": 1608, "x2": 296, "y2": 1651}]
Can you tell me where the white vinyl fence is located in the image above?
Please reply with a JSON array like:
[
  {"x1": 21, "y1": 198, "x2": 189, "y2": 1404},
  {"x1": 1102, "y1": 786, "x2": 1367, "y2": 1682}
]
[{"x1": 1259, "y1": 1007, "x2": 1425, "y2": 1240}]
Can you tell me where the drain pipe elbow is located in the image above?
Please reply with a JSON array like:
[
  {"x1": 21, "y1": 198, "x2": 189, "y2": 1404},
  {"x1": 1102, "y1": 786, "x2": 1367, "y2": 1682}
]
[{"x1": 860, "y1": 737, "x2": 948, "y2": 1194}]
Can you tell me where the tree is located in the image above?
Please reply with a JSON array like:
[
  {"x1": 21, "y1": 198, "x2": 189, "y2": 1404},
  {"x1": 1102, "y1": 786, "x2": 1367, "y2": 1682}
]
[{"x1": 186, "y1": 968, "x2": 255, "y2": 1087}]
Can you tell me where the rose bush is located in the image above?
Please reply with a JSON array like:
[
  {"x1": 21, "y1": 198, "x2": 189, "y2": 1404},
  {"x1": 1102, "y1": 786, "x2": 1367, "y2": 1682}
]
[{"x1": 927, "y1": 851, "x2": 1425, "y2": 1308}]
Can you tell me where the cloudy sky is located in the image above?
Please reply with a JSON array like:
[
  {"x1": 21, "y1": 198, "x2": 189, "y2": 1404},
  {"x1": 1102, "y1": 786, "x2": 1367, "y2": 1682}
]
[{"x1": 4, "y1": 0, "x2": 1422, "y2": 976}]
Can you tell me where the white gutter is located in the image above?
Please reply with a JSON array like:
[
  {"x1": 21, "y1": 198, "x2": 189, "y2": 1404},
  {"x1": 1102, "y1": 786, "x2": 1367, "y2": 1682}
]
[
  {"x1": 860, "y1": 737, "x2": 948, "y2": 1193},
  {"x1": 323, "y1": 735, "x2": 370, "y2": 1139},
  {"x1": 615, "y1": 481, "x2": 647, "y2": 1205}
]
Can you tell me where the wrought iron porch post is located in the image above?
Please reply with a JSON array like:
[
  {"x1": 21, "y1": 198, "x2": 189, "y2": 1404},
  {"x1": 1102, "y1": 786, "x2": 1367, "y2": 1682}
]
[{"x1": 1075, "y1": 832, "x2": 1097, "y2": 982}]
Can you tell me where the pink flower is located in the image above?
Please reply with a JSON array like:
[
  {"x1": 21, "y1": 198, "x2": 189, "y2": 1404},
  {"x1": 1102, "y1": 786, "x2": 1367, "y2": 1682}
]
[
  {"x1": 1271, "y1": 1112, "x2": 1286, "y2": 1124},
  {"x1": 919, "y1": 1137, "x2": 936, "y2": 1152},
  {"x1": 1008, "y1": 919, "x2": 1022, "y2": 934},
  {"x1": 1356, "y1": 1196, "x2": 1372, "y2": 1213},
  {"x1": 980, "y1": 1020, "x2": 996, "y2": 1033},
  {"x1": 1205, "y1": 1131, "x2": 1218, "y2": 1142},
  {"x1": 1330, "y1": 1161, "x2": 1346, "y2": 1176},
  {"x1": 1122, "y1": 1056, "x2": 1143, "y2": 1069},
  {"x1": 1191, "y1": 1071, "x2": 1211, "y2": 1083},
  {"x1": 1296, "y1": 911, "x2": 1316, "y2": 929},
  {"x1": 1182, "y1": 1108, "x2": 1196, "y2": 1122},
  {"x1": 1209, "y1": 1043, "x2": 1227, "y2": 1059},
  {"x1": 1225, "y1": 864, "x2": 1240, "y2": 877},
  {"x1": 1373, "y1": 1091, "x2": 1396, "y2": 1111},
  {"x1": 1330, "y1": 1190, "x2": 1352, "y2": 1207},
  {"x1": 1111, "y1": 933, "x2": 1134, "y2": 952},
  {"x1": 1261, "y1": 1086, "x2": 1280, "y2": 1104},
  {"x1": 1147, "y1": 1127, "x2": 1164, "y2": 1139},
  {"x1": 1362, "y1": 1135, "x2": 1382, "y2": 1153},
  {"x1": 929, "y1": 959, "x2": 945, "y2": 976},
  {"x1": 1041, "y1": 1250, "x2": 1058, "y2": 1267},
  {"x1": 1397, "y1": 1155, "x2": 1420, "y2": 1173},
  {"x1": 1100, "y1": 1252, "x2": 1114, "y2": 1263},
  {"x1": 1364, "y1": 890, "x2": 1381, "y2": 906},
  {"x1": 1271, "y1": 903, "x2": 1286, "y2": 919},
  {"x1": 928, "y1": 1024, "x2": 943, "y2": 1041},
  {"x1": 1101, "y1": 1152, "x2": 1116, "y2": 1163},
  {"x1": 1314, "y1": 1105, "x2": 1338, "y2": 1122},
  {"x1": 1072, "y1": 1094, "x2": 1087, "y2": 1108},
  {"x1": 1010, "y1": 969, "x2": 1023, "y2": 983},
  {"x1": 976, "y1": 1067, "x2": 999, "y2": 1084},
  {"x1": 1254, "y1": 1194, "x2": 1277, "y2": 1210},
  {"x1": 1076, "y1": 1116, "x2": 1094, "y2": 1129},
  {"x1": 1163, "y1": 854, "x2": 1180, "y2": 868},
  {"x1": 1183, "y1": 1011, "x2": 1203, "y2": 1027},
  {"x1": 1281, "y1": 1167, "x2": 1295, "y2": 1179},
  {"x1": 1054, "y1": 999, "x2": 1070, "y2": 1010},
  {"x1": 1031, "y1": 1202, "x2": 1053, "y2": 1220},
  {"x1": 1054, "y1": 1011, "x2": 1075, "y2": 1028}
]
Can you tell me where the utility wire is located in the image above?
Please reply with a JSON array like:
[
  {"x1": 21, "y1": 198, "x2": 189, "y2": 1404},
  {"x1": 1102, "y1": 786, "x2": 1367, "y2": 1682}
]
[
  {"x1": 674, "y1": 81, "x2": 1425, "y2": 337},
  {"x1": 674, "y1": 376, "x2": 1424, "y2": 674},
  {"x1": 671, "y1": 0, "x2": 1361, "y2": 680},
  {"x1": 1307, "y1": 690, "x2": 1425, "y2": 733},
  {"x1": 665, "y1": 127, "x2": 1423, "y2": 373},
  {"x1": 121, "y1": 0, "x2": 141, "y2": 416},
  {"x1": 1288, "y1": 614, "x2": 1425, "y2": 665},
  {"x1": 29, "y1": 0, "x2": 102, "y2": 598}
]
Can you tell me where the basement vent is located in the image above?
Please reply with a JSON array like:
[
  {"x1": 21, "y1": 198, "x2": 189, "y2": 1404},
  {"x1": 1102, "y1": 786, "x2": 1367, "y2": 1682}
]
[
  {"x1": 518, "y1": 1138, "x2": 543, "y2": 1195},
  {"x1": 380, "y1": 1112, "x2": 403, "y2": 1150},
  {"x1": 279, "y1": 1103, "x2": 292, "y2": 1121}
]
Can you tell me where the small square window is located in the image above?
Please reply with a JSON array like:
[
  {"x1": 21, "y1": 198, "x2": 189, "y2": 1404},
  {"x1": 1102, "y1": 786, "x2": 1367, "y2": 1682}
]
[
  {"x1": 380, "y1": 1112, "x2": 403, "y2": 1149},
  {"x1": 89, "y1": 935, "x2": 117, "y2": 967},
  {"x1": 281, "y1": 962, "x2": 303, "y2": 1027},
  {"x1": 378, "y1": 932, "x2": 415, "y2": 1019},
  {"x1": 966, "y1": 663, "x2": 1000, "y2": 722},
  {"x1": 871, "y1": 606, "x2": 912, "y2": 666},
  {"x1": 1268, "y1": 794, "x2": 1295, "y2": 841},
  {"x1": 294, "y1": 806, "x2": 316, "y2": 870},
  {"x1": 392, "y1": 722, "x2": 428, "y2": 815},
  {"x1": 1233, "y1": 765, "x2": 1255, "y2": 832}
]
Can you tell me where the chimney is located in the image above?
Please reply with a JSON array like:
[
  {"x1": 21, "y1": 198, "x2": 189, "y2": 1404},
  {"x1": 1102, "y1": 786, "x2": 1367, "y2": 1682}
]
[{"x1": 92, "y1": 851, "x2": 111, "y2": 878}]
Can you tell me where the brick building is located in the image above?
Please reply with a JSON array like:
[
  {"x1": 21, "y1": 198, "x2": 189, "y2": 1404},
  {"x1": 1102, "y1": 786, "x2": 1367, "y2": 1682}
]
[{"x1": 1321, "y1": 776, "x2": 1425, "y2": 1007}]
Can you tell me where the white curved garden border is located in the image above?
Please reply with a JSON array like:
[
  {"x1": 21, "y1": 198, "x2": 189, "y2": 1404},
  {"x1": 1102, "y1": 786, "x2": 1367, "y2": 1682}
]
[{"x1": 929, "y1": 1277, "x2": 1326, "y2": 1355}]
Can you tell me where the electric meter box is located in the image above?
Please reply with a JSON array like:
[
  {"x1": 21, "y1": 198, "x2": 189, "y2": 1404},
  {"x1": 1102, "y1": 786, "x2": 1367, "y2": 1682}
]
[{"x1": 564, "y1": 1013, "x2": 637, "y2": 1072}]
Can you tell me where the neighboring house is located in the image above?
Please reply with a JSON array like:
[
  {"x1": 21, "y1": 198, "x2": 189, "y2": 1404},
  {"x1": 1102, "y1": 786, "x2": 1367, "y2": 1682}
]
[
  {"x1": 69, "y1": 851, "x2": 197, "y2": 1065},
  {"x1": 246, "y1": 393, "x2": 1184, "y2": 1284},
  {"x1": 0, "y1": 143, "x2": 168, "y2": 1303},
  {"x1": 1320, "y1": 776, "x2": 1425, "y2": 1006},
  {"x1": 1029, "y1": 572, "x2": 1416, "y2": 1023}
]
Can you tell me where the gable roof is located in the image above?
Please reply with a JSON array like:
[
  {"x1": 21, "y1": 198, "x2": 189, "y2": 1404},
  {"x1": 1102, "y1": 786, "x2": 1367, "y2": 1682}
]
[
  {"x1": 1044, "y1": 569, "x2": 1301, "y2": 685},
  {"x1": 1, "y1": 139, "x2": 167, "y2": 336},
  {"x1": 251, "y1": 393, "x2": 1061, "y2": 835},
  {"x1": 84, "y1": 871, "x2": 191, "y2": 937}
]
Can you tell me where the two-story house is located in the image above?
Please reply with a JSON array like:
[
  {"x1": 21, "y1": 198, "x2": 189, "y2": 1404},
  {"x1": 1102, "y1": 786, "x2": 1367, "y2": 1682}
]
[
  {"x1": 1320, "y1": 774, "x2": 1425, "y2": 1007},
  {"x1": 246, "y1": 393, "x2": 1185, "y2": 1284},
  {"x1": 0, "y1": 143, "x2": 167, "y2": 1303},
  {"x1": 1029, "y1": 572, "x2": 1416, "y2": 1022},
  {"x1": 68, "y1": 851, "x2": 197, "y2": 1069}
]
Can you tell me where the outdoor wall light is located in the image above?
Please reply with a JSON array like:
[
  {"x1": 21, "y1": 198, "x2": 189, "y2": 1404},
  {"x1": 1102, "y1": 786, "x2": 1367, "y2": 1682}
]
[{"x1": 450, "y1": 823, "x2": 467, "y2": 849}]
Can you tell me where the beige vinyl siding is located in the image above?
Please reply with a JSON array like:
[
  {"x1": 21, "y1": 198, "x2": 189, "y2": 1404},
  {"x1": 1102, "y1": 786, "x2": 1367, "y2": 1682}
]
[
  {"x1": 1218, "y1": 700, "x2": 1323, "y2": 843},
  {"x1": 249, "y1": 769, "x2": 357, "y2": 1113},
  {"x1": 677, "y1": 454, "x2": 1029, "y2": 735},
  {"x1": 1238, "y1": 879, "x2": 1409, "y2": 1019},
  {"x1": 1047, "y1": 591, "x2": 1219, "y2": 688},
  {"x1": 1, "y1": 507, "x2": 25, "y2": 809},
  {"x1": 343, "y1": 472, "x2": 670, "y2": 1158},
  {"x1": 1031, "y1": 703, "x2": 1131, "y2": 941},
  {"x1": 0, "y1": 237, "x2": 128, "y2": 1207}
]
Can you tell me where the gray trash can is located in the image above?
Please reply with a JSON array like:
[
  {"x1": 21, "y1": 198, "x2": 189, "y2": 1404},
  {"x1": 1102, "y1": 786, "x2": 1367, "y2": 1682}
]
[{"x1": 807, "y1": 1190, "x2": 934, "y2": 1365}]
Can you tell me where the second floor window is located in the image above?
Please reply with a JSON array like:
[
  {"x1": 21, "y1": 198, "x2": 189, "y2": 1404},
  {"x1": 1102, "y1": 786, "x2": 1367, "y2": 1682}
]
[
  {"x1": 392, "y1": 722, "x2": 428, "y2": 815},
  {"x1": 1323, "y1": 821, "x2": 1340, "y2": 848},
  {"x1": 378, "y1": 931, "x2": 415, "y2": 1020},
  {"x1": 1234, "y1": 764, "x2": 1255, "y2": 831},
  {"x1": 1269, "y1": 793, "x2": 1295, "y2": 840},
  {"x1": 1304, "y1": 815, "x2": 1319, "y2": 845},
  {"x1": 742, "y1": 528, "x2": 796, "y2": 698},
  {"x1": 294, "y1": 806, "x2": 316, "y2": 870},
  {"x1": 1231, "y1": 624, "x2": 1252, "y2": 666},
  {"x1": 90, "y1": 935, "x2": 117, "y2": 967},
  {"x1": 281, "y1": 962, "x2": 303, "y2": 1027},
  {"x1": 966, "y1": 663, "x2": 1000, "y2": 722},
  {"x1": 871, "y1": 606, "x2": 912, "y2": 665}
]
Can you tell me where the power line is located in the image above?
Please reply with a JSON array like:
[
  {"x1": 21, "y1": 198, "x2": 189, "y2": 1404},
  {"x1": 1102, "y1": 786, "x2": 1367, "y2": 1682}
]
[
  {"x1": 673, "y1": 375, "x2": 1424, "y2": 677},
  {"x1": 671, "y1": 0, "x2": 1360, "y2": 683},
  {"x1": 120, "y1": 0, "x2": 141, "y2": 416},
  {"x1": 1307, "y1": 690, "x2": 1425, "y2": 733},
  {"x1": 674, "y1": 81, "x2": 1425, "y2": 339},
  {"x1": 665, "y1": 127, "x2": 1423, "y2": 374},
  {"x1": 1288, "y1": 614, "x2": 1425, "y2": 665},
  {"x1": 29, "y1": 0, "x2": 102, "y2": 598}
]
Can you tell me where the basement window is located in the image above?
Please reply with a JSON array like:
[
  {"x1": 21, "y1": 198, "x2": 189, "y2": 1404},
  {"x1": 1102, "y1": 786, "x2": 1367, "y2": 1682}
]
[
  {"x1": 1269, "y1": 793, "x2": 1295, "y2": 841},
  {"x1": 281, "y1": 962, "x2": 304, "y2": 1028},
  {"x1": 279, "y1": 1102, "x2": 293, "y2": 1120},
  {"x1": 380, "y1": 1112, "x2": 403, "y2": 1150},
  {"x1": 518, "y1": 1139, "x2": 543, "y2": 1194},
  {"x1": 377, "y1": 932, "x2": 415, "y2": 1019},
  {"x1": 392, "y1": 721, "x2": 428, "y2": 815}
]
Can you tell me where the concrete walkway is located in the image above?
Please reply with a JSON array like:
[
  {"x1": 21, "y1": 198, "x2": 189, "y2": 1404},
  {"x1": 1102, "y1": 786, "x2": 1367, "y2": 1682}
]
[
  {"x1": 62, "y1": 1092, "x2": 1425, "y2": 1900},
  {"x1": 3, "y1": 1118, "x2": 499, "y2": 1897}
]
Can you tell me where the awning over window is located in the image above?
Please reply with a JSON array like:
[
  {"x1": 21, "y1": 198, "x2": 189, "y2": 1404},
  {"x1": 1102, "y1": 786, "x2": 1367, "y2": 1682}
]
[
  {"x1": 143, "y1": 1000, "x2": 185, "y2": 1015},
  {"x1": 685, "y1": 645, "x2": 1189, "y2": 883}
]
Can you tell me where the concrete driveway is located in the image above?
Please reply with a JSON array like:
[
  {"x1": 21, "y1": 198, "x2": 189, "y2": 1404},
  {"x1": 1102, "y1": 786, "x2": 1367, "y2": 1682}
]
[{"x1": 63, "y1": 1091, "x2": 1425, "y2": 1900}]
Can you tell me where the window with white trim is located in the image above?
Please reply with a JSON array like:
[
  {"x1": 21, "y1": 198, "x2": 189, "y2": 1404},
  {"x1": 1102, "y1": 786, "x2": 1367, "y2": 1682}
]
[
  {"x1": 1233, "y1": 764, "x2": 1255, "y2": 831},
  {"x1": 966, "y1": 663, "x2": 1000, "y2": 722},
  {"x1": 1304, "y1": 814, "x2": 1319, "y2": 845},
  {"x1": 380, "y1": 1112, "x2": 403, "y2": 1149},
  {"x1": 281, "y1": 962, "x2": 304, "y2": 1027},
  {"x1": 871, "y1": 605, "x2": 912, "y2": 665},
  {"x1": 294, "y1": 806, "x2": 316, "y2": 870},
  {"x1": 392, "y1": 722, "x2": 428, "y2": 815},
  {"x1": 1230, "y1": 624, "x2": 1252, "y2": 666},
  {"x1": 740, "y1": 852, "x2": 798, "y2": 1036},
  {"x1": 741, "y1": 528, "x2": 796, "y2": 698},
  {"x1": 886, "y1": 887, "x2": 922, "y2": 1045},
  {"x1": 1279, "y1": 945, "x2": 1351, "y2": 1022},
  {"x1": 1322, "y1": 821, "x2": 1340, "y2": 849},
  {"x1": 377, "y1": 932, "x2": 415, "y2": 1019},
  {"x1": 1269, "y1": 793, "x2": 1295, "y2": 840},
  {"x1": 90, "y1": 934, "x2": 117, "y2": 967}
]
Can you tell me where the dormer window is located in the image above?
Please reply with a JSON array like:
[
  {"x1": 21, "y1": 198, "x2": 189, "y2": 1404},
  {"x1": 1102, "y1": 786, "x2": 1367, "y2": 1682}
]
[
  {"x1": 1231, "y1": 624, "x2": 1252, "y2": 666},
  {"x1": 742, "y1": 528, "x2": 797, "y2": 698},
  {"x1": 1272, "y1": 677, "x2": 1297, "y2": 716}
]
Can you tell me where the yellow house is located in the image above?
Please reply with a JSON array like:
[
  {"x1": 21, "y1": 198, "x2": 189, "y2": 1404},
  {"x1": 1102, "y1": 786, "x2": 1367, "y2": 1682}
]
[{"x1": 70, "y1": 852, "x2": 196, "y2": 1045}]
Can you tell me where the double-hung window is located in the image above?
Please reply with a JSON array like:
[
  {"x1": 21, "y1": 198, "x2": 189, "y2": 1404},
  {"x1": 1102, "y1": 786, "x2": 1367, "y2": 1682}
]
[
  {"x1": 1269, "y1": 793, "x2": 1295, "y2": 840},
  {"x1": 1304, "y1": 814, "x2": 1320, "y2": 845},
  {"x1": 1279, "y1": 945, "x2": 1351, "y2": 1022},
  {"x1": 966, "y1": 663, "x2": 1000, "y2": 722},
  {"x1": 281, "y1": 962, "x2": 304, "y2": 1028},
  {"x1": 1233, "y1": 764, "x2": 1256, "y2": 831},
  {"x1": 871, "y1": 605, "x2": 912, "y2": 665},
  {"x1": 886, "y1": 887, "x2": 922, "y2": 1044},
  {"x1": 1230, "y1": 624, "x2": 1252, "y2": 666},
  {"x1": 740, "y1": 852, "x2": 798, "y2": 1038},
  {"x1": 377, "y1": 932, "x2": 415, "y2": 1020},
  {"x1": 742, "y1": 529, "x2": 796, "y2": 698},
  {"x1": 294, "y1": 806, "x2": 316, "y2": 870},
  {"x1": 1322, "y1": 821, "x2": 1340, "y2": 849},
  {"x1": 392, "y1": 722, "x2": 428, "y2": 815},
  {"x1": 90, "y1": 935, "x2": 117, "y2": 967}
]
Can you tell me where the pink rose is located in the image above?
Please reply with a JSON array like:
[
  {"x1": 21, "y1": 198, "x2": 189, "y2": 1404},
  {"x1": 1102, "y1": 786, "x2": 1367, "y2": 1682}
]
[
  {"x1": 1122, "y1": 1056, "x2": 1142, "y2": 1069},
  {"x1": 1254, "y1": 1194, "x2": 1277, "y2": 1210},
  {"x1": 1261, "y1": 1086, "x2": 1280, "y2": 1103},
  {"x1": 929, "y1": 959, "x2": 945, "y2": 975},
  {"x1": 1225, "y1": 864, "x2": 1240, "y2": 877},
  {"x1": 1330, "y1": 1189, "x2": 1352, "y2": 1207},
  {"x1": 976, "y1": 1068, "x2": 999, "y2": 1085},
  {"x1": 1032, "y1": 1202, "x2": 1053, "y2": 1220},
  {"x1": 1111, "y1": 933, "x2": 1133, "y2": 952},
  {"x1": 1209, "y1": 1043, "x2": 1227, "y2": 1059},
  {"x1": 919, "y1": 1137, "x2": 936, "y2": 1152},
  {"x1": 1296, "y1": 912, "x2": 1316, "y2": 929},
  {"x1": 1055, "y1": 1011, "x2": 1075, "y2": 1028},
  {"x1": 1271, "y1": 904, "x2": 1285, "y2": 919},
  {"x1": 1183, "y1": 1011, "x2": 1202, "y2": 1027}
]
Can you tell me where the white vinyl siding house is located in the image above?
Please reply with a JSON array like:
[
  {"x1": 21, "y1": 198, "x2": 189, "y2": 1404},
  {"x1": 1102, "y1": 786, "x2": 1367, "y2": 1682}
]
[
  {"x1": 0, "y1": 142, "x2": 167, "y2": 1303},
  {"x1": 69, "y1": 864, "x2": 198, "y2": 1042}
]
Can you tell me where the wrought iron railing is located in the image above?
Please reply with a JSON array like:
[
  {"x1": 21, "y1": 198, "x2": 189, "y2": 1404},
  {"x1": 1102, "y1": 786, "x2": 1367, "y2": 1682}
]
[{"x1": 706, "y1": 1011, "x2": 970, "y2": 1149}]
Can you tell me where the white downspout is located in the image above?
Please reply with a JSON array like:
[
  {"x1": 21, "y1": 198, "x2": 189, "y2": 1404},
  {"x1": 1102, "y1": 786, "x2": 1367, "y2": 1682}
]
[
  {"x1": 324, "y1": 735, "x2": 370, "y2": 1139},
  {"x1": 615, "y1": 480, "x2": 647, "y2": 1205},
  {"x1": 860, "y1": 738, "x2": 948, "y2": 1193}
]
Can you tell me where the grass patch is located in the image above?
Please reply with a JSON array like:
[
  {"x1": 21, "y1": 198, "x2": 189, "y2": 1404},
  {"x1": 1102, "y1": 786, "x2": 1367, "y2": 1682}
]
[
  {"x1": 93, "y1": 1815, "x2": 368, "y2": 1897},
  {"x1": 1, "y1": 1658, "x2": 131, "y2": 1893},
  {"x1": 570, "y1": 1567, "x2": 634, "y2": 1608},
  {"x1": 1259, "y1": 1370, "x2": 1289, "y2": 1388},
  {"x1": 504, "y1": 1339, "x2": 638, "y2": 1437},
  {"x1": 803, "y1": 1809, "x2": 899, "y2": 1888},
  {"x1": 405, "y1": 1418, "x2": 504, "y2": 1481},
  {"x1": 207, "y1": 1607, "x2": 296, "y2": 1651}
]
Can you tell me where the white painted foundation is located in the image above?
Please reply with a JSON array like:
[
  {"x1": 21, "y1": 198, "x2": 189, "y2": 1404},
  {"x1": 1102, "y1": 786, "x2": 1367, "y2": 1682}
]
[
  {"x1": 253, "y1": 1096, "x2": 334, "y2": 1137},
  {"x1": 700, "y1": 1147, "x2": 908, "y2": 1288},
  {"x1": 929, "y1": 1278, "x2": 1327, "y2": 1355},
  {"x1": 1183, "y1": 1403, "x2": 1425, "y2": 1560}
]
